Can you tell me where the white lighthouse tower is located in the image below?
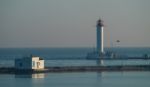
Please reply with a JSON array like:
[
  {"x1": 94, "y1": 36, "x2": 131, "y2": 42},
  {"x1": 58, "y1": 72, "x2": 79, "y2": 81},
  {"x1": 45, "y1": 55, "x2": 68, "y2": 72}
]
[
  {"x1": 86, "y1": 19, "x2": 105, "y2": 60},
  {"x1": 96, "y1": 19, "x2": 104, "y2": 55}
]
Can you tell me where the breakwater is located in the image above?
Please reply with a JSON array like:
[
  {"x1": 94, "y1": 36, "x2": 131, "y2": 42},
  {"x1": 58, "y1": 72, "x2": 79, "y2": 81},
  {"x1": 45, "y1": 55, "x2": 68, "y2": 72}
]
[{"x1": 0, "y1": 65, "x2": 150, "y2": 74}]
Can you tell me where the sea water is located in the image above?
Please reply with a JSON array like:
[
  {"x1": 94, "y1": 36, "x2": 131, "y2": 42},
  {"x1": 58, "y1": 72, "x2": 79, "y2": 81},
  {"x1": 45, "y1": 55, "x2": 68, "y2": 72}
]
[
  {"x1": 0, "y1": 47, "x2": 150, "y2": 67},
  {"x1": 0, "y1": 47, "x2": 150, "y2": 87},
  {"x1": 0, "y1": 71, "x2": 150, "y2": 87}
]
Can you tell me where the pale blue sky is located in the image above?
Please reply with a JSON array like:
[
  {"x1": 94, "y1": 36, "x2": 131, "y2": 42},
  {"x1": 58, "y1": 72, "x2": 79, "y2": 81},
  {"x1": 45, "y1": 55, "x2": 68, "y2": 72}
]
[{"x1": 0, "y1": 0, "x2": 150, "y2": 48}]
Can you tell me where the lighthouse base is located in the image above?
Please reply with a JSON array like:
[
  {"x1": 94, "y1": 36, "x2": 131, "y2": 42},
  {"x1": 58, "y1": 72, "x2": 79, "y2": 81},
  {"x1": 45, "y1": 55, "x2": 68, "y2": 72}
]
[{"x1": 86, "y1": 50, "x2": 120, "y2": 60}]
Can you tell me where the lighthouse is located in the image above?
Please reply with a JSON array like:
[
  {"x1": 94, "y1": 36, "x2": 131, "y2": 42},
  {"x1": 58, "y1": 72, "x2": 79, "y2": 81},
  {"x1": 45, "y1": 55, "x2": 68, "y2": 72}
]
[
  {"x1": 86, "y1": 19, "x2": 105, "y2": 59},
  {"x1": 96, "y1": 19, "x2": 104, "y2": 54}
]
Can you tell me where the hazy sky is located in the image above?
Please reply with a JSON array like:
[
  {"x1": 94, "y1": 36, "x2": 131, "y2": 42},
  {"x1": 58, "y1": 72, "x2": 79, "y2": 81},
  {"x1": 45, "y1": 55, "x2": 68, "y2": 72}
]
[{"x1": 0, "y1": 0, "x2": 150, "y2": 48}]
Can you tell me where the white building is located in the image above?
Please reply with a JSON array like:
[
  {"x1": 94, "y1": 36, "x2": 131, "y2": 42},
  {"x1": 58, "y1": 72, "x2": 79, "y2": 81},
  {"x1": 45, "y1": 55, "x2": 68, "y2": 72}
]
[{"x1": 15, "y1": 55, "x2": 44, "y2": 70}]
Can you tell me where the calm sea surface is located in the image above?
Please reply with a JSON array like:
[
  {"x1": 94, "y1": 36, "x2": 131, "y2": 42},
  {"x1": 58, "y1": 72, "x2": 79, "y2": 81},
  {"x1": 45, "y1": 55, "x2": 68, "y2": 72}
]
[
  {"x1": 0, "y1": 71, "x2": 150, "y2": 87},
  {"x1": 0, "y1": 47, "x2": 150, "y2": 87},
  {"x1": 0, "y1": 47, "x2": 150, "y2": 67}
]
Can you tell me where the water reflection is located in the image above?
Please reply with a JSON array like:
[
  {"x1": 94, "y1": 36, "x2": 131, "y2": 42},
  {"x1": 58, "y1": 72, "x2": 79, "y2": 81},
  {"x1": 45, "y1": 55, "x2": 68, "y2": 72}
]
[
  {"x1": 96, "y1": 59, "x2": 104, "y2": 66},
  {"x1": 94, "y1": 72, "x2": 105, "y2": 87},
  {"x1": 15, "y1": 73, "x2": 45, "y2": 78}
]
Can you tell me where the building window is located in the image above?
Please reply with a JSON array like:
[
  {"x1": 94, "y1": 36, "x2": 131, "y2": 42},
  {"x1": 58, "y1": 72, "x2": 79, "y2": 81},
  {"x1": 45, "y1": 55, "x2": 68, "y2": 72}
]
[
  {"x1": 32, "y1": 61, "x2": 35, "y2": 67},
  {"x1": 19, "y1": 63, "x2": 22, "y2": 67}
]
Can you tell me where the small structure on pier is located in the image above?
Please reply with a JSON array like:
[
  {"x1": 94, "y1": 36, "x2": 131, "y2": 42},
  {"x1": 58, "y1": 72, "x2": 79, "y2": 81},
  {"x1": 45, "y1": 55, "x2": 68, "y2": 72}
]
[{"x1": 15, "y1": 55, "x2": 44, "y2": 70}]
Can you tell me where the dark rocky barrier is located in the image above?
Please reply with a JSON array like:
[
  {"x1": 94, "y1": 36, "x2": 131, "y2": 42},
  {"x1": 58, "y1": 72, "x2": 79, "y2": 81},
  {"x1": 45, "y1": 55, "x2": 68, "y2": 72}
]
[{"x1": 0, "y1": 65, "x2": 150, "y2": 74}]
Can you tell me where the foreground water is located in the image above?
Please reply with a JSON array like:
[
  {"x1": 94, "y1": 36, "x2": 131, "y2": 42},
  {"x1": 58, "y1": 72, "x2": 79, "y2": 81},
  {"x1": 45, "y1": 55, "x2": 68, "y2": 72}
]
[{"x1": 0, "y1": 71, "x2": 150, "y2": 87}]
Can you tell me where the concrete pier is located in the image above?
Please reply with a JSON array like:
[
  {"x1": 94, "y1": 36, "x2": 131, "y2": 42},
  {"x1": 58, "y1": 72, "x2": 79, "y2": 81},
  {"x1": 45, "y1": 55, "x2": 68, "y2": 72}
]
[{"x1": 0, "y1": 65, "x2": 150, "y2": 74}]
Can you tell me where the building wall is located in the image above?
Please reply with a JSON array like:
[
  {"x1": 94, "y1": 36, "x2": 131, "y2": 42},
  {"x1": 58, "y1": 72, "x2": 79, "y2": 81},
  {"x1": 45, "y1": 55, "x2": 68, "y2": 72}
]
[
  {"x1": 15, "y1": 57, "x2": 32, "y2": 69},
  {"x1": 32, "y1": 58, "x2": 44, "y2": 69},
  {"x1": 15, "y1": 56, "x2": 44, "y2": 70},
  {"x1": 32, "y1": 57, "x2": 39, "y2": 69},
  {"x1": 15, "y1": 59, "x2": 21, "y2": 69},
  {"x1": 38, "y1": 60, "x2": 44, "y2": 69}
]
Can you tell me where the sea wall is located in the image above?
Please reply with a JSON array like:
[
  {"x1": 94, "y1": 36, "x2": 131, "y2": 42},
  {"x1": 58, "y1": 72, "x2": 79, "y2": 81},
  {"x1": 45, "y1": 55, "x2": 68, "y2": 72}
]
[{"x1": 0, "y1": 65, "x2": 150, "y2": 74}]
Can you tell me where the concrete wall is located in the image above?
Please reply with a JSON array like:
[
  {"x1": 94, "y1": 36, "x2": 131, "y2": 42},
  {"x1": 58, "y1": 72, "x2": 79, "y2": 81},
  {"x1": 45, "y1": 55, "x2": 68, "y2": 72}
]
[
  {"x1": 15, "y1": 57, "x2": 32, "y2": 69},
  {"x1": 15, "y1": 56, "x2": 44, "y2": 70},
  {"x1": 32, "y1": 57, "x2": 44, "y2": 69}
]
